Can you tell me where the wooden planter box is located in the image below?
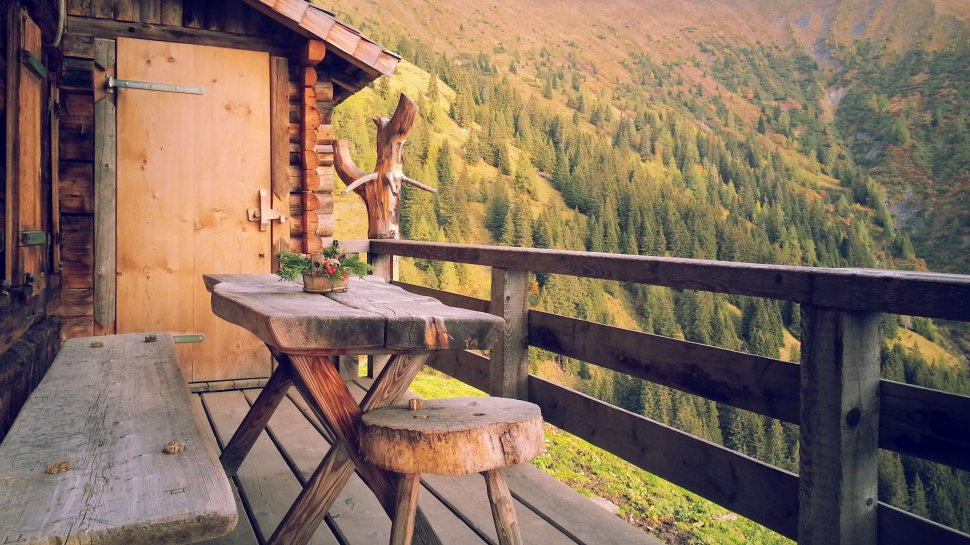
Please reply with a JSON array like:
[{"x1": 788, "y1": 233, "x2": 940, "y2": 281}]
[{"x1": 302, "y1": 274, "x2": 349, "y2": 294}]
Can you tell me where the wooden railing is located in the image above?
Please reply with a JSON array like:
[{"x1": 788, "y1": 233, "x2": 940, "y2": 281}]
[{"x1": 356, "y1": 239, "x2": 970, "y2": 545}]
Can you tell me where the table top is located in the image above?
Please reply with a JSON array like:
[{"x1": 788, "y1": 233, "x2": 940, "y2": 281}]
[{"x1": 205, "y1": 274, "x2": 504, "y2": 355}]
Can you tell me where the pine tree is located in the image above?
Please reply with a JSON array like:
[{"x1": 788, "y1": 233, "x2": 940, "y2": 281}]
[{"x1": 910, "y1": 475, "x2": 930, "y2": 518}]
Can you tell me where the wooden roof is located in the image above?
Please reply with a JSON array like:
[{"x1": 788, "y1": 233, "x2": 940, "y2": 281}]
[{"x1": 240, "y1": 0, "x2": 400, "y2": 80}]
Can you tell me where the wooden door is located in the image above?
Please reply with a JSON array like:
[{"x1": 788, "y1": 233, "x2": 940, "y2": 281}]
[{"x1": 116, "y1": 38, "x2": 273, "y2": 382}]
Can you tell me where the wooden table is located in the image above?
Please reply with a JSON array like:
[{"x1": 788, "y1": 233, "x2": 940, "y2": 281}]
[{"x1": 205, "y1": 274, "x2": 504, "y2": 545}]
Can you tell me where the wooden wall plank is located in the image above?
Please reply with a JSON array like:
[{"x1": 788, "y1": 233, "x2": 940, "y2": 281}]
[
  {"x1": 61, "y1": 215, "x2": 93, "y2": 288},
  {"x1": 529, "y1": 376, "x2": 800, "y2": 540},
  {"x1": 61, "y1": 33, "x2": 96, "y2": 58},
  {"x1": 137, "y1": 0, "x2": 161, "y2": 24},
  {"x1": 368, "y1": 240, "x2": 970, "y2": 321},
  {"x1": 67, "y1": 1, "x2": 93, "y2": 17},
  {"x1": 60, "y1": 316, "x2": 94, "y2": 339},
  {"x1": 55, "y1": 288, "x2": 93, "y2": 317},
  {"x1": 112, "y1": 0, "x2": 137, "y2": 22},
  {"x1": 93, "y1": 39, "x2": 116, "y2": 329},
  {"x1": 58, "y1": 161, "x2": 94, "y2": 214},
  {"x1": 60, "y1": 59, "x2": 95, "y2": 91},
  {"x1": 159, "y1": 0, "x2": 182, "y2": 26},
  {"x1": 58, "y1": 91, "x2": 95, "y2": 162},
  {"x1": 798, "y1": 307, "x2": 880, "y2": 545}
]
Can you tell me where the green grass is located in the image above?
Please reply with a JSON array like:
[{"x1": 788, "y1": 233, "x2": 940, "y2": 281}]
[{"x1": 412, "y1": 370, "x2": 792, "y2": 545}]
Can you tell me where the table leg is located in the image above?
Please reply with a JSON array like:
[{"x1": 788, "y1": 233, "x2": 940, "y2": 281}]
[
  {"x1": 267, "y1": 439, "x2": 356, "y2": 545},
  {"x1": 269, "y1": 352, "x2": 443, "y2": 545},
  {"x1": 220, "y1": 365, "x2": 293, "y2": 475}
]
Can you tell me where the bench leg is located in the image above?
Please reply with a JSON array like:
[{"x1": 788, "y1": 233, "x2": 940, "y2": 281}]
[
  {"x1": 219, "y1": 366, "x2": 293, "y2": 475},
  {"x1": 391, "y1": 473, "x2": 422, "y2": 545},
  {"x1": 484, "y1": 469, "x2": 524, "y2": 545}
]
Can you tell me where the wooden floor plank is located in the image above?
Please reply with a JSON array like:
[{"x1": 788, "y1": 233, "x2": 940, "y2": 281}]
[
  {"x1": 421, "y1": 473, "x2": 576, "y2": 545},
  {"x1": 233, "y1": 378, "x2": 648, "y2": 545},
  {"x1": 352, "y1": 379, "x2": 654, "y2": 545},
  {"x1": 202, "y1": 390, "x2": 340, "y2": 545},
  {"x1": 191, "y1": 396, "x2": 261, "y2": 545},
  {"x1": 346, "y1": 381, "x2": 572, "y2": 545},
  {"x1": 243, "y1": 389, "x2": 393, "y2": 545},
  {"x1": 264, "y1": 388, "x2": 488, "y2": 545}
]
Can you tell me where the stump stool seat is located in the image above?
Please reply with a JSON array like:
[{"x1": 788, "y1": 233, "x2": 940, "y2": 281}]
[{"x1": 360, "y1": 397, "x2": 545, "y2": 545}]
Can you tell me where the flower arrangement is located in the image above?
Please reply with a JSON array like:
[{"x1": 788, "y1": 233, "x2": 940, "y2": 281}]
[{"x1": 276, "y1": 241, "x2": 372, "y2": 285}]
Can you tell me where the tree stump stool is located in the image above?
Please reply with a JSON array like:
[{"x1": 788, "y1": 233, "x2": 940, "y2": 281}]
[{"x1": 360, "y1": 397, "x2": 545, "y2": 545}]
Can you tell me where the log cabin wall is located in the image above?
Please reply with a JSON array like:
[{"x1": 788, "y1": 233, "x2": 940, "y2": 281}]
[
  {"x1": 56, "y1": 0, "x2": 337, "y2": 339},
  {"x1": 0, "y1": 1, "x2": 63, "y2": 442}
]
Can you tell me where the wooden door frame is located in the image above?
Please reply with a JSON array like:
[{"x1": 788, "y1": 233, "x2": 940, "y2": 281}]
[{"x1": 92, "y1": 38, "x2": 116, "y2": 333}]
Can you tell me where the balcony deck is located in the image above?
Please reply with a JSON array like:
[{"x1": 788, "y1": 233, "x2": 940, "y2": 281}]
[{"x1": 194, "y1": 379, "x2": 654, "y2": 545}]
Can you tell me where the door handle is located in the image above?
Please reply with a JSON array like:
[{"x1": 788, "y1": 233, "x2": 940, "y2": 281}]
[{"x1": 247, "y1": 189, "x2": 287, "y2": 231}]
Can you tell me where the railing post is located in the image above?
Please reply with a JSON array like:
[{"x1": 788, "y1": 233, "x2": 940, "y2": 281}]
[
  {"x1": 799, "y1": 305, "x2": 881, "y2": 545},
  {"x1": 489, "y1": 268, "x2": 529, "y2": 399},
  {"x1": 369, "y1": 252, "x2": 397, "y2": 282},
  {"x1": 367, "y1": 250, "x2": 396, "y2": 377}
]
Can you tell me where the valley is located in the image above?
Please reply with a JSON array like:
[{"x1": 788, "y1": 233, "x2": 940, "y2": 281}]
[{"x1": 319, "y1": 0, "x2": 970, "y2": 542}]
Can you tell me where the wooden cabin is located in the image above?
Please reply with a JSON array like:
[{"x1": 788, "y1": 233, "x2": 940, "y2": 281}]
[
  {"x1": 1, "y1": 0, "x2": 400, "y2": 424},
  {"x1": 2, "y1": 2, "x2": 970, "y2": 545}
]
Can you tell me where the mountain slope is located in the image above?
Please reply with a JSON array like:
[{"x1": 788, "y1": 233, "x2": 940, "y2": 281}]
[{"x1": 324, "y1": 0, "x2": 970, "y2": 541}]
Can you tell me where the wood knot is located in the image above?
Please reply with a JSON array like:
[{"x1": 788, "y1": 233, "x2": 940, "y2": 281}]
[
  {"x1": 163, "y1": 441, "x2": 186, "y2": 454},
  {"x1": 46, "y1": 460, "x2": 71, "y2": 474}
]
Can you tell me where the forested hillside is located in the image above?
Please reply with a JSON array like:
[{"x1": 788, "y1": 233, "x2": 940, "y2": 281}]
[{"x1": 320, "y1": 0, "x2": 970, "y2": 542}]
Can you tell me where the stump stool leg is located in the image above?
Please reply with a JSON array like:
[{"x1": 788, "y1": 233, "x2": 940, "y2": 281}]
[
  {"x1": 390, "y1": 473, "x2": 422, "y2": 545},
  {"x1": 483, "y1": 469, "x2": 524, "y2": 545}
]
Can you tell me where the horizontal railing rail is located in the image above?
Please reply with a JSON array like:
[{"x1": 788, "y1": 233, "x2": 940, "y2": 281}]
[
  {"x1": 371, "y1": 239, "x2": 970, "y2": 320},
  {"x1": 363, "y1": 240, "x2": 970, "y2": 545}
]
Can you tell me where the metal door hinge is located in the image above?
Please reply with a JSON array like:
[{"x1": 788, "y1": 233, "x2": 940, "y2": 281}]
[
  {"x1": 18, "y1": 230, "x2": 48, "y2": 246},
  {"x1": 174, "y1": 334, "x2": 205, "y2": 344},
  {"x1": 20, "y1": 49, "x2": 47, "y2": 79},
  {"x1": 107, "y1": 76, "x2": 204, "y2": 95}
]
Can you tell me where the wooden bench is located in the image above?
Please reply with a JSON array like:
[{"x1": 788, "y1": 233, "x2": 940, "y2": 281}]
[{"x1": 0, "y1": 333, "x2": 237, "y2": 545}]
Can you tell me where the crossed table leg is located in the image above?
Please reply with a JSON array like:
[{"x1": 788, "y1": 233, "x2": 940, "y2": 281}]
[{"x1": 219, "y1": 349, "x2": 443, "y2": 545}]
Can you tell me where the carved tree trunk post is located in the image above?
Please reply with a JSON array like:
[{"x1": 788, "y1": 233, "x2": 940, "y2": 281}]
[{"x1": 334, "y1": 94, "x2": 436, "y2": 281}]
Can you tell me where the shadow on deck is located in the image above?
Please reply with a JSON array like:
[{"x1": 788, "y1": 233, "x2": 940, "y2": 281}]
[{"x1": 193, "y1": 379, "x2": 654, "y2": 545}]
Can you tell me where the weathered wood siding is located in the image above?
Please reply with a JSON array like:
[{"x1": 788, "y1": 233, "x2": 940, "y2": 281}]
[
  {"x1": 57, "y1": 0, "x2": 339, "y2": 340},
  {"x1": 66, "y1": 0, "x2": 292, "y2": 37},
  {"x1": 0, "y1": 3, "x2": 63, "y2": 439},
  {"x1": 0, "y1": 318, "x2": 60, "y2": 442}
]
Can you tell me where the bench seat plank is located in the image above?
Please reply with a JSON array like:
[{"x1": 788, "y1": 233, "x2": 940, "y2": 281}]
[{"x1": 0, "y1": 333, "x2": 237, "y2": 545}]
